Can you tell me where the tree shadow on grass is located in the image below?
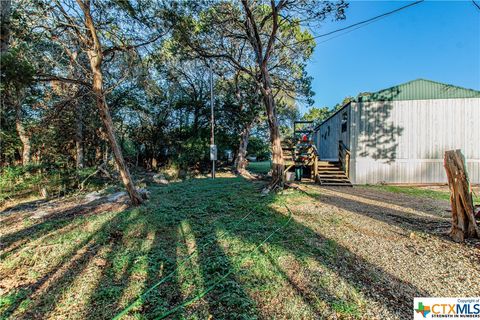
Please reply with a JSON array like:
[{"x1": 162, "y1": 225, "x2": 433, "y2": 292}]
[
  {"x1": 302, "y1": 186, "x2": 451, "y2": 237},
  {"x1": 0, "y1": 198, "x2": 125, "y2": 259},
  {"x1": 1, "y1": 209, "x2": 136, "y2": 319},
  {"x1": 328, "y1": 185, "x2": 451, "y2": 217},
  {"x1": 131, "y1": 181, "x2": 259, "y2": 319},
  {"x1": 191, "y1": 218, "x2": 259, "y2": 319},
  {"x1": 2, "y1": 176, "x2": 429, "y2": 319},
  {"x1": 83, "y1": 210, "x2": 155, "y2": 319},
  {"x1": 216, "y1": 195, "x2": 427, "y2": 319},
  {"x1": 142, "y1": 177, "x2": 426, "y2": 318},
  {"x1": 137, "y1": 228, "x2": 183, "y2": 318},
  {"x1": 0, "y1": 198, "x2": 51, "y2": 215}
]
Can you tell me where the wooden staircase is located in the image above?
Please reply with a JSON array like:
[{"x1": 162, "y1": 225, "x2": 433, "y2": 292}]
[
  {"x1": 316, "y1": 161, "x2": 352, "y2": 186},
  {"x1": 282, "y1": 126, "x2": 352, "y2": 187}
]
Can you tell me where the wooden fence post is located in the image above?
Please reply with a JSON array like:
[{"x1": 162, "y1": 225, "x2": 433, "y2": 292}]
[{"x1": 444, "y1": 149, "x2": 479, "y2": 242}]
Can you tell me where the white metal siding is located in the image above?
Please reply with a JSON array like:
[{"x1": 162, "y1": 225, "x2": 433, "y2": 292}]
[{"x1": 349, "y1": 98, "x2": 480, "y2": 184}]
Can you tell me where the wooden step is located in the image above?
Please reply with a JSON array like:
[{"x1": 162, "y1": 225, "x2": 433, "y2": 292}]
[
  {"x1": 319, "y1": 174, "x2": 348, "y2": 179},
  {"x1": 318, "y1": 170, "x2": 345, "y2": 175},
  {"x1": 319, "y1": 177, "x2": 350, "y2": 182},
  {"x1": 318, "y1": 170, "x2": 346, "y2": 175},
  {"x1": 317, "y1": 162, "x2": 339, "y2": 166},
  {"x1": 316, "y1": 172, "x2": 352, "y2": 186},
  {"x1": 320, "y1": 182, "x2": 353, "y2": 186},
  {"x1": 318, "y1": 166, "x2": 342, "y2": 169},
  {"x1": 317, "y1": 166, "x2": 342, "y2": 169},
  {"x1": 317, "y1": 168, "x2": 342, "y2": 172},
  {"x1": 318, "y1": 176, "x2": 351, "y2": 181}
]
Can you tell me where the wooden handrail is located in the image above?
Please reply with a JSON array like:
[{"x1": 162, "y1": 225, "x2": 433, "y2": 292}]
[
  {"x1": 338, "y1": 140, "x2": 351, "y2": 178},
  {"x1": 339, "y1": 140, "x2": 350, "y2": 155}
]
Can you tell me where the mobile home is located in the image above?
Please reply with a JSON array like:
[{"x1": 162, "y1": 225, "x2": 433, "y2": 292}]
[{"x1": 313, "y1": 79, "x2": 480, "y2": 184}]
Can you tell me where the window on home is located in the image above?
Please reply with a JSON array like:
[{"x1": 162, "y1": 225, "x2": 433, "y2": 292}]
[{"x1": 341, "y1": 112, "x2": 348, "y2": 132}]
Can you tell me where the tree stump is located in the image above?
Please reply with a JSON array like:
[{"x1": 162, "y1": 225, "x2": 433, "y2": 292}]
[{"x1": 444, "y1": 150, "x2": 479, "y2": 242}]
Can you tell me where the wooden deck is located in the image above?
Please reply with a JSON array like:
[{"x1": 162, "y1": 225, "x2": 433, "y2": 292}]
[{"x1": 282, "y1": 146, "x2": 352, "y2": 186}]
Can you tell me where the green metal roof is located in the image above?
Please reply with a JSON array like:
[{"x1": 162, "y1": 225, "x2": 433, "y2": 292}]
[{"x1": 356, "y1": 79, "x2": 480, "y2": 102}]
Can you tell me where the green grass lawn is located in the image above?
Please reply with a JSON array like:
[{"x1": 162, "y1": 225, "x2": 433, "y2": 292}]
[
  {"x1": 247, "y1": 161, "x2": 271, "y2": 175},
  {"x1": 371, "y1": 185, "x2": 480, "y2": 205},
  {"x1": 0, "y1": 174, "x2": 364, "y2": 319}
]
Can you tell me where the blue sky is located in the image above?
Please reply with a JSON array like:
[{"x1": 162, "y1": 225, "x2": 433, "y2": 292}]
[{"x1": 304, "y1": 0, "x2": 480, "y2": 113}]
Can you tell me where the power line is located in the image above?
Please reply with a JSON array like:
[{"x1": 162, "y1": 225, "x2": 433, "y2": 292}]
[
  {"x1": 472, "y1": 0, "x2": 480, "y2": 11},
  {"x1": 295, "y1": 0, "x2": 425, "y2": 45},
  {"x1": 315, "y1": 16, "x2": 383, "y2": 46}
]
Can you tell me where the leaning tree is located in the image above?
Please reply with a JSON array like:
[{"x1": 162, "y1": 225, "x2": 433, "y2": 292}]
[{"x1": 31, "y1": 0, "x2": 169, "y2": 204}]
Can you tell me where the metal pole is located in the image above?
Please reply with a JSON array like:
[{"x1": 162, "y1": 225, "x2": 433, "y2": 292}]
[{"x1": 210, "y1": 61, "x2": 215, "y2": 179}]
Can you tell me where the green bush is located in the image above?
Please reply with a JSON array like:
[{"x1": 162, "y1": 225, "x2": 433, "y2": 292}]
[
  {"x1": 0, "y1": 164, "x2": 108, "y2": 204},
  {"x1": 247, "y1": 136, "x2": 270, "y2": 161}
]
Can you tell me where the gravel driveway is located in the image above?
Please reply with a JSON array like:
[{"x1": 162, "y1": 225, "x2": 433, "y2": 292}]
[{"x1": 285, "y1": 184, "x2": 480, "y2": 319}]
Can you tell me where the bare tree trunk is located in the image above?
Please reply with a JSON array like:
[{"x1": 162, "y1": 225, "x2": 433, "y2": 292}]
[
  {"x1": 79, "y1": 0, "x2": 143, "y2": 205},
  {"x1": 234, "y1": 122, "x2": 252, "y2": 173},
  {"x1": 91, "y1": 74, "x2": 142, "y2": 205},
  {"x1": 444, "y1": 150, "x2": 479, "y2": 242},
  {"x1": 15, "y1": 102, "x2": 31, "y2": 165}
]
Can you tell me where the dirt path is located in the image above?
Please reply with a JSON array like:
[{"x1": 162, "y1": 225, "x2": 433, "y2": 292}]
[{"x1": 285, "y1": 183, "x2": 480, "y2": 319}]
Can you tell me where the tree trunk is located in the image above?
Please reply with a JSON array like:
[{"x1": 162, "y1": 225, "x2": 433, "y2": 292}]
[
  {"x1": 260, "y1": 67, "x2": 284, "y2": 187},
  {"x1": 80, "y1": 0, "x2": 143, "y2": 205},
  {"x1": 234, "y1": 122, "x2": 252, "y2": 173},
  {"x1": 75, "y1": 102, "x2": 84, "y2": 169},
  {"x1": 91, "y1": 73, "x2": 143, "y2": 205},
  {"x1": 444, "y1": 149, "x2": 479, "y2": 242},
  {"x1": 241, "y1": 0, "x2": 284, "y2": 188},
  {"x1": 15, "y1": 102, "x2": 31, "y2": 165}
]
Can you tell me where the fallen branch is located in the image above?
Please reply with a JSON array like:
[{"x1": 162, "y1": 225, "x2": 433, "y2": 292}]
[{"x1": 79, "y1": 164, "x2": 113, "y2": 190}]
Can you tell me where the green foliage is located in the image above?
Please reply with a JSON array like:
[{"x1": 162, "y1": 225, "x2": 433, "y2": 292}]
[
  {"x1": 247, "y1": 161, "x2": 271, "y2": 175},
  {"x1": 0, "y1": 48, "x2": 35, "y2": 91},
  {"x1": 0, "y1": 0, "x2": 347, "y2": 186},
  {"x1": 247, "y1": 136, "x2": 270, "y2": 161},
  {"x1": 0, "y1": 165, "x2": 108, "y2": 204},
  {"x1": 302, "y1": 106, "x2": 332, "y2": 127},
  {"x1": 175, "y1": 135, "x2": 209, "y2": 169},
  {"x1": 332, "y1": 96, "x2": 355, "y2": 111}
]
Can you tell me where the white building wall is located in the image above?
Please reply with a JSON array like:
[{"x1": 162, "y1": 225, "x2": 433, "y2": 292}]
[{"x1": 349, "y1": 98, "x2": 480, "y2": 184}]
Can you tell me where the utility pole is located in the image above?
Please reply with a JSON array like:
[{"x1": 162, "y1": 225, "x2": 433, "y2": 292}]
[{"x1": 209, "y1": 61, "x2": 216, "y2": 179}]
